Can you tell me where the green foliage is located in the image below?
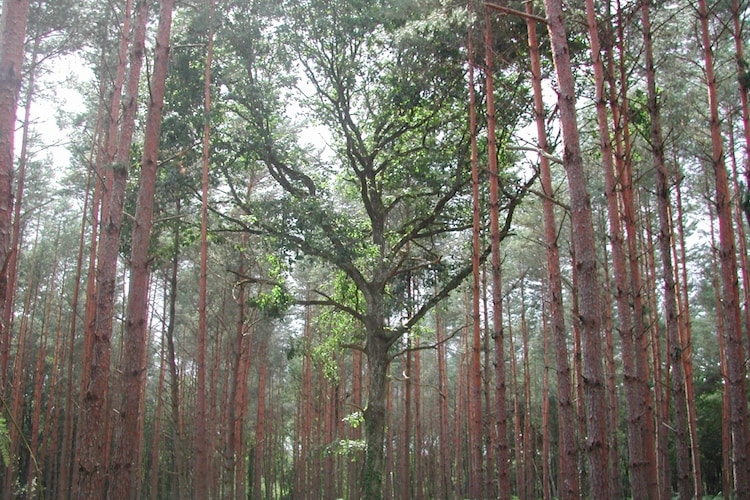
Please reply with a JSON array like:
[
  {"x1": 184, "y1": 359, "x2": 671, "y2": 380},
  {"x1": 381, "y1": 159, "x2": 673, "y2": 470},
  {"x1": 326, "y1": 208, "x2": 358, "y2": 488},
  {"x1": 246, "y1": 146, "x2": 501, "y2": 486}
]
[
  {"x1": 311, "y1": 335, "x2": 343, "y2": 383},
  {"x1": 251, "y1": 285, "x2": 294, "y2": 318},
  {"x1": 342, "y1": 410, "x2": 364, "y2": 429},
  {"x1": 739, "y1": 181, "x2": 750, "y2": 222},
  {"x1": 0, "y1": 415, "x2": 10, "y2": 468},
  {"x1": 325, "y1": 438, "x2": 366, "y2": 459}
]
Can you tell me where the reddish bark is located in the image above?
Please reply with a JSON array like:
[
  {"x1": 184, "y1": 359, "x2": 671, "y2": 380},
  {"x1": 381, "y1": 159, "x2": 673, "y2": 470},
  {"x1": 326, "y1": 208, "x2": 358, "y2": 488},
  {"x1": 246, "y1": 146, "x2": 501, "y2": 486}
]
[
  {"x1": 525, "y1": 4, "x2": 578, "y2": 496},
  {"x1": 195, "y1": 1, "x2": 216, "y2": 497},
  {"x1": 252, "y1": 337, "x2": 269, "y2": 498},
  {"x1": 641, "y1": 1, "x2": 691, "y2": 496},
  {"x1": 543, "y1": 0, "x2": 610, "y2": 494},
  {"x1": 62, "y1": 122, "x2": 100, "y2": 499},
  {"x1": 3, "y1": 33, "x2": 40, "y2": 497},
  {"x1": 3, "y1": 221, "x2": 39, "y2": 498},
  {"x1": 109, "y1": 1, "x2": 174, "y2": 497},
  {"x1": 610, "y1": 4, "x2": 660, "y2": 495},
  {"x1": 483, "y1": 8, "x2": 511, "y2": 498},
  {"x1": 708, "y1": 201, "x2": 732, "y2": 498},
  {"x1": 583, "y1": 0, "x2": 658, "y2": 495},
  {"x1": 697, "y1": 0, "x2": 750, "y2": 493},
  {"x1": 76, "y1": 0, "x2": 148, "y2": 495},
  {"x1": 0, "y1": 0, "x2": 30, "y2": 391},
  {"x1": 25, "y1": 239, "x2": 59, "y2": 498}
]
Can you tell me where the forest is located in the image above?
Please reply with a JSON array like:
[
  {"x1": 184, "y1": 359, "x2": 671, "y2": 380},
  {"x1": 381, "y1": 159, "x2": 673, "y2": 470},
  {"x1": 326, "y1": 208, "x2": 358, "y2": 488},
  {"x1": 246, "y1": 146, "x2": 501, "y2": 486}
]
[{"x1": 0, "y1": 0, "x2": 748, "y2": 498}]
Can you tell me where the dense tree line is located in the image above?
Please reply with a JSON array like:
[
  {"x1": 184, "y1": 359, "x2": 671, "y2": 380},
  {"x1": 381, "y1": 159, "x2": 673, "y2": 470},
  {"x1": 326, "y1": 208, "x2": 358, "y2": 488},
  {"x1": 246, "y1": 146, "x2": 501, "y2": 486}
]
[{"x1": 0, "y1": 0, "x2": 748, "y2": 498}]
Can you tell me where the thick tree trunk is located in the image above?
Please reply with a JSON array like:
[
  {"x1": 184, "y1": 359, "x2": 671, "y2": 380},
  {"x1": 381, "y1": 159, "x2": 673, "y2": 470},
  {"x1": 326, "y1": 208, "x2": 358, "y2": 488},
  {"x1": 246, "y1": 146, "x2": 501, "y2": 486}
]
[
  {"x1": 543, "y1": 0, "x2": 610, "y2": 495},
  {"x1": 361, "y1": 332, "x2": 392, "y2": 500},
  {"x1": 697, "y1": 0, "x2": 750, "y2": 494},
  {"x1": 109, "y1": 1, "x2": 174, "y2": 497},
  {"x1": 0, "y1": 0, "x2": 30, "y2": 391},
  {"x1": 76, "y1": 1, "x2": 147, "y2": 496},
  {"x1": 525, "y1": 4, "x2": 579, "y2": 496}
]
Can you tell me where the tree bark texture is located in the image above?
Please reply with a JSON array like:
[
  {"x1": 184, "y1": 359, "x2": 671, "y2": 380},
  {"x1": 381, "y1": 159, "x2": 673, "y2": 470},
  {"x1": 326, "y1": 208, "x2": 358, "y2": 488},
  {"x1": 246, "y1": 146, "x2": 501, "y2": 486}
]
[
  {"x1": 697, "y1": 0, "x2": 750, "y2": 494},
  {"x1": 76, "y1": 0, "x2": 148, "y2": 496},
  {"x1": 0, "y1": 0, "x2": 30, "y2": 392},
  {"x1": 109, "y1": 0, "x2": 174, "y2": 497},
  {"x1": 195, "y1": 0, "x2": 216, "y2": 497},
  {"x1": 525, "y1": 4, "x2": 579, "y2": 496},
  {"x1": 543, "y1": 0, "x2": 610, "y2": 495}
]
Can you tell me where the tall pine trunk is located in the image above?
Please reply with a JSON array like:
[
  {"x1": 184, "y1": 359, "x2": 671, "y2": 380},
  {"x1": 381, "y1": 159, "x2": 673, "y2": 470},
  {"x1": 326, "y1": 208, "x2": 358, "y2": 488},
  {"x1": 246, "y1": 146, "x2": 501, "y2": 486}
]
[
  {"x1": 543, "y1": 0, "x2": 610, "y2": 495},
  {"x1": 697, "y1": 0, "x2": 750, "y2": 494},
  {"x1": 642, "y1": 0, "x2": 692, "y2": 496},
  {"x1": 484, "y1": 7, "x2": 511, "y2": 498},
  {"x1": 467, "y1": 10, "x2": 484, "y2": 496},
  {"x1": 195, "y1": 0, "x2": 216, "y2": 496},
  {"x1": 525, "y1": 4, "x2": 579, "y2": 496},
  {"x1": 109, "y1": 0, "x2": 174, "y2": 496},
  {"x1": 0, "y1": 0, "x2": 30, "y2": 392},
  {"x1": 76, "y1": 1, "x2": 148, "y2": 495}
]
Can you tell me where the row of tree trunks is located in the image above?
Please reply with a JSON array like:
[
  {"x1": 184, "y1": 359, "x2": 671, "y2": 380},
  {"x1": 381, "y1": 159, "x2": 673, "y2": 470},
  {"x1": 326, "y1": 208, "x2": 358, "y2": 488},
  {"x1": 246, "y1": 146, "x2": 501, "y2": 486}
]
[
  {"x1": 4, "y1": 1, "x2": 750, "y2": 499},
  {"x1": 75, "y1": 0, "x2": 147, "y2": 495},
  {"x1": 109, "y1": 0, "x2": 174, "y2": 497}
]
